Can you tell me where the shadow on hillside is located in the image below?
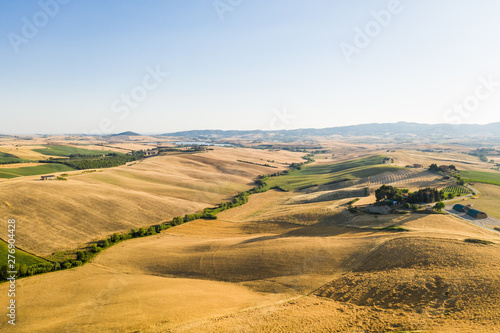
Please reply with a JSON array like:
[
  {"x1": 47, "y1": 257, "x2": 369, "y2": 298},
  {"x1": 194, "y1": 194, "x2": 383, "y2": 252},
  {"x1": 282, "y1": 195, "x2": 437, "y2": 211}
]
[{"x1": 236, "y1": 211, "x2": 424, "y2": 246}]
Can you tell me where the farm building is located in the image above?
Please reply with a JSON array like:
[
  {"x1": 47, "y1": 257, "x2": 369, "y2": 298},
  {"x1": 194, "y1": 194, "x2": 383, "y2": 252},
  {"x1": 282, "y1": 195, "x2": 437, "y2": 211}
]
[
  {"x1": 453, "y1": 204, "x2": 467, "y2": 212},
  {"x1": 41, "y1": 175, "x2": 56, "y2": 180},
  {"x1": 466, "y1": 209, "x2": 488, "y2": 219}
]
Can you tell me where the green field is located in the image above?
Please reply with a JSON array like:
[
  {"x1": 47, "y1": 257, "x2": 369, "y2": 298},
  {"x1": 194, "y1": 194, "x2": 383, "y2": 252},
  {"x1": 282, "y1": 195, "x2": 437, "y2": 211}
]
[
  {"x1": 33, "y1": 145, "x2": 114, "y2": 157},
  {"x1": 267, "y1": 155, "x2": 402, "y2": 191},
  {"x1": 0, "y1": 164, "x2": 75, "y2": 179},
  {"x1": 0, "y1": 152, "x2": 22, "y2": 163},
  {"x1": 0, "y1": 239, "x2": 50, "y2": 267},
  {"x1": 461, "y1": 170, "x2": 500, "y2": 186}
]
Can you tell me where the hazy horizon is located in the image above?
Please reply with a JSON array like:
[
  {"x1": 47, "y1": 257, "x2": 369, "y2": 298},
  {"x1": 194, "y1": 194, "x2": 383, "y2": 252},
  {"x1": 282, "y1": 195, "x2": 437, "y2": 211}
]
[
  {"x1": 2, "y1": 1, "x2": 500, "y2": 135},
  {"x1": 3, "y1": 120, "x2": 500, "y2": 137}
]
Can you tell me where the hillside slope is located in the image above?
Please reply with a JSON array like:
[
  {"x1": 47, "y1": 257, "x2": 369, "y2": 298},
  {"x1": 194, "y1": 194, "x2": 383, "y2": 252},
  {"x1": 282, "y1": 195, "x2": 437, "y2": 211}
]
[
  {"x1": 0, "y1": 147, "x2": 303, "y2": 255},
  {"x1": 2, "y1": 189, "x2": 499, "y2": 332}
]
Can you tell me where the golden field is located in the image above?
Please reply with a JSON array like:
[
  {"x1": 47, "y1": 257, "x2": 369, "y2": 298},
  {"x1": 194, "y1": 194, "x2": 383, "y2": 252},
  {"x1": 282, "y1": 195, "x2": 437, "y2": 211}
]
[
  {"x1": 1, "y1": 141, "x2": 500, "y2": 332},
  {"x1": 2, "y1": 186, "x2": 500, "y2": 332},
  {"x1": 0, "y1": 147, "x2": 304, "y2": 255}
]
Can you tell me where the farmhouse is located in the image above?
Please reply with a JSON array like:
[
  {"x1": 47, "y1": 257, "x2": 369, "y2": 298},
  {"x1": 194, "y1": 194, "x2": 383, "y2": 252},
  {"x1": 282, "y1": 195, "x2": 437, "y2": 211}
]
[
  {"x1": 466, "y1": 209, "x2": 488, "y2": 219},
  {"x1": 41, "y1": 175, "x2": 56, "y2": 180}
]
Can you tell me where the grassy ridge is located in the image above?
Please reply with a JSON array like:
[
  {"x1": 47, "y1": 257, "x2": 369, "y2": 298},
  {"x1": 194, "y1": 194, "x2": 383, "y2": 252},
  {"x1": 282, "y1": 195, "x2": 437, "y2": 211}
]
[
  {"x1": 0, "y1": 239, "x2": 50, "y2": 267},
  {"x1": 461, "y1": 170, "x2": 500, "y2": 186},
  {"x1": 0, "y1": 152, "x2": 22, "y2": 163},
  {"x1": 33, "y1": 145, "x2": 115, "y2": 157},
  {"x1": 266, "y1": 155, "x2": 401, "y2": 191},
  {"x1": 0, "y1": 164, "x2": 75, "y2": 179}
]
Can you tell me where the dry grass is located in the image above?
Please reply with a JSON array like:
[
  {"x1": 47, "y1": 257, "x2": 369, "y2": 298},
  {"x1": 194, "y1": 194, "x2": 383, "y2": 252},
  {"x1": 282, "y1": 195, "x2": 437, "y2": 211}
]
[
  {"x1": 0, "y1": 148, "x2": 304, "y2": 255},
  {"x1": 0, "y1": 145, "x2": 53, "y2": 160},
  {"x1": 0, "y1": 163, "x2": 43, "y2": 168},
  {"x1": 2, "y1": 143, "x2": 500, "y2": 332},
  {"x1": 3, "y1": 186, "x2": 499, "y2": 332},
  {"x1": 0, "y1": 263, "x2": 287, "y2": 333}
]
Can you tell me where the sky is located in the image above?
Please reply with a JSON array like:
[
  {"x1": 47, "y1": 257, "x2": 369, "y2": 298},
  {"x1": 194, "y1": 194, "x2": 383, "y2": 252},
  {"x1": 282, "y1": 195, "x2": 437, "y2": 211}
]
[{"x1": 1, "y1": 0, "x2": 500, "y2": 135}]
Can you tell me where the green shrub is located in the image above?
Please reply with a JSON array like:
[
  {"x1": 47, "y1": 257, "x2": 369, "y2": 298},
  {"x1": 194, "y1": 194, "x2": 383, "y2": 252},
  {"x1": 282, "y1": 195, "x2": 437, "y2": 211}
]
[
  {"x1": 380, "y1": 225, "x2": 409, "y2": 232},
  {"x1": 464, "y1": 238, "x2": 494, "y2": 245}
]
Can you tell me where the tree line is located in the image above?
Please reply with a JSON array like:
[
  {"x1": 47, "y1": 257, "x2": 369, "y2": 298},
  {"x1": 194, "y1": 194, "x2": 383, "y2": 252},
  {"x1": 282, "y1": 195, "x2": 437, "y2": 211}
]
[
  {"x1": 0, "y1": 151, "x2": 318, "y2": 282},
  {"x1": 39, "y1": 151, "x2": 144, "y2": 170}
]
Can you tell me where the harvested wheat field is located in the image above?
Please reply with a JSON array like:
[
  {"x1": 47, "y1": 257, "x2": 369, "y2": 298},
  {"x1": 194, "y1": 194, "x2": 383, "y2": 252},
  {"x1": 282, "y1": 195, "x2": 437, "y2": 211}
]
[
  {"x1": 389, "y1": 150, "x2": 490, "y2": 172},
  {"x1": 2, "y1": 186, "x2": 500, "y2": 332},
  {"x1": 0, "y1": 147, "x2": 304, "y2": 256}
]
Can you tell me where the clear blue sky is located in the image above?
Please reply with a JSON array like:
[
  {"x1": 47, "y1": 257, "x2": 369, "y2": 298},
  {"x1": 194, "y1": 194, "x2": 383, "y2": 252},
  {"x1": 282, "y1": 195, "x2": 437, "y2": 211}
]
[{"x1": 1, "y1": 0, "x2": 500, "y2": 134}]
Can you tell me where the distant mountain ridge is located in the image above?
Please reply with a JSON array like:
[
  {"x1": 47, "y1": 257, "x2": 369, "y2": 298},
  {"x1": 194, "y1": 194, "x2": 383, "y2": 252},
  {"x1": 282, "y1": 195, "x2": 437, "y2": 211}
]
[
  {"x1": 162, "y1": 122, "x2": 500, "y2": 139},
  {"x1": 112, "y1": 131, "x2": 141, "y2": 136}
]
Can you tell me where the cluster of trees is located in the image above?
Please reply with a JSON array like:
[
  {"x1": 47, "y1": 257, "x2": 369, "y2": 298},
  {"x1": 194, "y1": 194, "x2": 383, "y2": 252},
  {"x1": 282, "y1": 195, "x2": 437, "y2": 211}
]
[
  {"x1": 41, "y1": 151, "x2": 144, "y2": 170},
  {"x1": 158, "y1": 145, "x2": 208, "y2": 153},
  {"x1": 375, "y1": 185, "x2": 442, "y2": 204},
  {"x1": 468, "y1": 148, "x2": 498, "y2": 162},
  {"x1": 429, "y1": 164, "x2": 457, "y2": 173},
  {"x1": 429, "y1": 164, "x2": 466, "y2": 185}
]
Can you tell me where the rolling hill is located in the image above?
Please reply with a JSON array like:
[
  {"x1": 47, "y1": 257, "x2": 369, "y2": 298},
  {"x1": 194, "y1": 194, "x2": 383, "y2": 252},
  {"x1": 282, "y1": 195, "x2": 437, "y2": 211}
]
[
  {"x1": 1, "y1": 188, "x2": 499, "y2": 332},
  {"x1": 0, "y1": 147, "x2": 304, "y2": 256},
  {"x1": 163, "y1": 122, "x2": 500, "y2": 139}
]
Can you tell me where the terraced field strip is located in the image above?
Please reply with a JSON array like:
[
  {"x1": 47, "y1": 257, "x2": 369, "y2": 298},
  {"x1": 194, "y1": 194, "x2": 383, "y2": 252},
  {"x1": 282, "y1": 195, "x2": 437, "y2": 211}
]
[
  {"x1": 33, "y1": 145, "x2": 118, "y2": 157},
  {"x1": 0, "y1": 163, "x2": 75, "y2": 179},
  {"x1": 369, "y1": 170, "x2": 434, "y2": 186},
  {"x1": 303, "y1": 169, "x2": 433, "y2": 194},
  {"x1": 268, "y1": 155, "x2": 404, "y2": 191}
]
